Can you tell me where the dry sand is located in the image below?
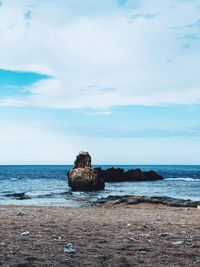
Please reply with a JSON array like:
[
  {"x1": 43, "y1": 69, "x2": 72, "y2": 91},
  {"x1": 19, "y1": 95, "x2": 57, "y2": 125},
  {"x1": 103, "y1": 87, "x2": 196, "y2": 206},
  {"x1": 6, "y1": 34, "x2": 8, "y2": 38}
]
[{"x1": 0, "y1": 203, "x2": 200, "y2": 267}]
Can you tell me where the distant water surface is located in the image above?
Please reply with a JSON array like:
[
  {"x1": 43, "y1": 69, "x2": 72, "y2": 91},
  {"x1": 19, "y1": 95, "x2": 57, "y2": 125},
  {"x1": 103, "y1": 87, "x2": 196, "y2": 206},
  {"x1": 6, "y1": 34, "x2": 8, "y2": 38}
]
[{"x1": 0, "y1": 165, "x2": 200, "y2": 206}]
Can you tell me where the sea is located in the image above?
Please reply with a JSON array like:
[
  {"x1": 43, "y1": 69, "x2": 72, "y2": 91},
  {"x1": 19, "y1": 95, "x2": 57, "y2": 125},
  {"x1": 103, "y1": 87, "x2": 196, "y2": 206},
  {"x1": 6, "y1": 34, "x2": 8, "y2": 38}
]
[{"x1": 0, "y1": 165, "x2": 200, "y2": 207}]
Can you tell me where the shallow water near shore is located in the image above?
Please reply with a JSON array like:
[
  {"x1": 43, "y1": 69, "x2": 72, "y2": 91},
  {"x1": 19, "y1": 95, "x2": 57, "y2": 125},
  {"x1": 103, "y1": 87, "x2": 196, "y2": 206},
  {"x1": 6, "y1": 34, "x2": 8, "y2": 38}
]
[{"x1": 0, "y1": 165, "x2": 200, "y2": 206}]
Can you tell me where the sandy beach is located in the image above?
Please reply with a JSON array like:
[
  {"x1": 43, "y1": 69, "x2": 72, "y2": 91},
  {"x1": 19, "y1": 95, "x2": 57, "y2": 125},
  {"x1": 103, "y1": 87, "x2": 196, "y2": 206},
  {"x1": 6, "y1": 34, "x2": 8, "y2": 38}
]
[{"x1": 0, "y1": 203, "x2": 200, "y2": 267}]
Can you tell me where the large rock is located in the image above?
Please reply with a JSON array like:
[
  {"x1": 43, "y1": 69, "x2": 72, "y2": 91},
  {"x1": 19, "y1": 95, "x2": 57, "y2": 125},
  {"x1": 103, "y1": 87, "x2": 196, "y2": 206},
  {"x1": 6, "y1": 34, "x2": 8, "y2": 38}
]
[
  {"x1": 95, "y1": 167, "x2": 125, "y2": 182},
  {"x1": 95, "y1": 167, "x2": 163, "y2": 182},
  {"x1": 67, "y1": 152, "x2": 105, "y2": 191}
]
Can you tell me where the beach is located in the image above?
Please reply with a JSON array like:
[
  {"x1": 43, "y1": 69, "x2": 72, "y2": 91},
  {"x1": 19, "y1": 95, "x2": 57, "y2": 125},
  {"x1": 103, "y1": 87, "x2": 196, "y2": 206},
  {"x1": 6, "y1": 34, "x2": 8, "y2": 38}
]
[{"x1": 0, "y1": 203, "x2": 200, "y2": 267}]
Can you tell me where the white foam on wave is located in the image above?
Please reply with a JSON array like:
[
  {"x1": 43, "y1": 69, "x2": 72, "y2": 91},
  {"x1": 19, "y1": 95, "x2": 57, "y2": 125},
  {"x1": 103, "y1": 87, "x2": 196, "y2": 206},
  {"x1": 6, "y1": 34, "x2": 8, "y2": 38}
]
[
  {"x1": 166, "y1": 177, "x2": 199, "y2": 182},
  {"x1": 10, "y1": 178, "x2": 20, "y2": 181}
]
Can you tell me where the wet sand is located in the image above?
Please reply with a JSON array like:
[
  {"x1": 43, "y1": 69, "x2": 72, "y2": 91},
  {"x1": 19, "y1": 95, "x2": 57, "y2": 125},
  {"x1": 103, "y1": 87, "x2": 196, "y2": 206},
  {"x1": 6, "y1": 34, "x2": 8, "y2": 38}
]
[{"x1": 0, "y1": 203, "x2": 200, "y2": 267}]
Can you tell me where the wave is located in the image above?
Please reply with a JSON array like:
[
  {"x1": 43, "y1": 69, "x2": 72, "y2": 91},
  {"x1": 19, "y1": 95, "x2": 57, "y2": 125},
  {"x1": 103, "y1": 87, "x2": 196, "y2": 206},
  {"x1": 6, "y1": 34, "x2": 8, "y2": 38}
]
[{"x1": 165, "y1": 177, "x2": 199, "y2": 182}]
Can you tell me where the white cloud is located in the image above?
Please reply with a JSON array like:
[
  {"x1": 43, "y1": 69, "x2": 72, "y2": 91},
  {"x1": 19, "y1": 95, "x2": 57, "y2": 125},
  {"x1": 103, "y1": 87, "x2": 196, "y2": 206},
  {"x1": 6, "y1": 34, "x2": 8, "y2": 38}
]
[
  {"x1": 85, "y1": 111, "x2": 112, "y2": 116},
  {"x1": 0, "y1": 99, "x2": 30, "y2": 107},
  {"x1": 0, "y1": 0, "x2": 200, "y2": 109}
]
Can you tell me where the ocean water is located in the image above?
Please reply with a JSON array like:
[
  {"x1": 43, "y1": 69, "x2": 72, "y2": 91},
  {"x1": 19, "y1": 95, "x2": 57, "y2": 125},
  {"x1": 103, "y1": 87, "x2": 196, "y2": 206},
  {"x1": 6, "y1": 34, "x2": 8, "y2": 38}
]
[{"x1": 0, "y1": 165, "x2": 200, "y2": 206}]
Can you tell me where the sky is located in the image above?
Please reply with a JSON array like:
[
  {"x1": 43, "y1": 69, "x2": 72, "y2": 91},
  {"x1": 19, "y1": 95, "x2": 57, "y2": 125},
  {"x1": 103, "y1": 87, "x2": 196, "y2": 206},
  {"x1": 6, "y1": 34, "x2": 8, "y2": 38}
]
[{"x1": 0, "y1": 0, "x2": 200, "y2": 164}]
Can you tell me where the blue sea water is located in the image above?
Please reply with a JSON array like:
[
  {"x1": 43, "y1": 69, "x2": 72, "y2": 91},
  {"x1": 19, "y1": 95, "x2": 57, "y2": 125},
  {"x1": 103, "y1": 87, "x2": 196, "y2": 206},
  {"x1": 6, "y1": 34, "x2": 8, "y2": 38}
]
[{"x1": 0, "y1": 165, "x2": 200, "y2": 206}]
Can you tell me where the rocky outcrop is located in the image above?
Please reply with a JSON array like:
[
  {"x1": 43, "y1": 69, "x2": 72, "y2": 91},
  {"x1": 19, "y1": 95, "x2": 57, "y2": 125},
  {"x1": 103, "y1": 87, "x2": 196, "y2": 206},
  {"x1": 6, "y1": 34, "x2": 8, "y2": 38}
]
[
  {"x1": 124, "y1": 169, "x2": 163, "y2": 181},
  {"x1": 95, "y1": 167, "x2": 125, "y2": 182},
  {"x1": 95, "y1": 167, "x2": 163, "y2": 182},
  {"x1": 74, "y1": 151, "x2": 91, "y2": 168},
  {"x1": 67, "y1": 152, "x2": 105, "y2": 191},
  {"x1": 95, "y1": 195, "x2": 200, "y2": 208}
]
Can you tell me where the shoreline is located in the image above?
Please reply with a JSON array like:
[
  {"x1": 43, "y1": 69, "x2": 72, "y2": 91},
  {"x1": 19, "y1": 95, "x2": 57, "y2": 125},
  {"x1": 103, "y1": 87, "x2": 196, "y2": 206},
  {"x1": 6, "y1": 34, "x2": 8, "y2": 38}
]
[
  {"x1": 0, "y1": 203, "x2": 200, "y2": 266},
  {"x1": 1, "y1": 194, "x2": 200, "y2": 208}
]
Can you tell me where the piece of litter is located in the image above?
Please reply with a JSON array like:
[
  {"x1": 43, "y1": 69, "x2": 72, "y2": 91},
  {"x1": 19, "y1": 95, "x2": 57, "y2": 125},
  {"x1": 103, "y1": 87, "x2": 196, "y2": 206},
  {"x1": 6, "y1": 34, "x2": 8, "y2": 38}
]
[
  {"x1": 140, "y1": 250, "x2": 146, "y2": 255},
  {"x1": 64, "y1": 243, "x2": 76, "y2": 254},
  {"x1": 194, "y1": 259, "x2": 200, "y2": 264},
  {"x1": 21, "y1": 231, "x2": 30, "y2": 236},
  {"x1": 172, "y1": 241, "x2": 184, "y2": 245}
]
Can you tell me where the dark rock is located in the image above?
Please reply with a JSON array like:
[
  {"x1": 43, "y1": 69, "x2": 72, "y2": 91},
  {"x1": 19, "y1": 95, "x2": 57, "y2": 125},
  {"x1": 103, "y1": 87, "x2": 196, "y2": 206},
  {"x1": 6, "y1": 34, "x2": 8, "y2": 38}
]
[
  {"x1": 74, "y1": 151, "x2": 91, "y2": 168},
  {"x1": 95, "y1": 167, "x2": 125, "y2": 182},
  {"x1": 24, "y1": 256, "x2": 37, "y2": 261},
  {"x1": 4, "y1": 192, "x2": 31, "y2": 200},
  {"x1": 94, "y1": 167, "x2": 163, "y2": 182},
  {"x1": 67, "y1": 152, "x2": 105, "y2": 191},
  {"x1": 95, "y1": 195, "x2": 200, "y2": 208}
]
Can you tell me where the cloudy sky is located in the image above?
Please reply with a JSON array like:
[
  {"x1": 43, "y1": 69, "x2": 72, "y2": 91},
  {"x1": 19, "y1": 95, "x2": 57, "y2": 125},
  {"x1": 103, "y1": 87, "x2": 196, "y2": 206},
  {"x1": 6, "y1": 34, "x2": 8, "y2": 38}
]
[{"x1": 0, "y1": 0, "x2": 200, "y2": 164}]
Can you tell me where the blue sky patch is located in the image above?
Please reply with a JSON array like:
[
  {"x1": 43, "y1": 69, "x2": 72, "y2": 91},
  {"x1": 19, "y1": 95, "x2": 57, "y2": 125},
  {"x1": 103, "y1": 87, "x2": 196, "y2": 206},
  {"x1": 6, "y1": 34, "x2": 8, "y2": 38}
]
[{"x1": 0, "y1": 69, "x2": 50, "y2": 98}]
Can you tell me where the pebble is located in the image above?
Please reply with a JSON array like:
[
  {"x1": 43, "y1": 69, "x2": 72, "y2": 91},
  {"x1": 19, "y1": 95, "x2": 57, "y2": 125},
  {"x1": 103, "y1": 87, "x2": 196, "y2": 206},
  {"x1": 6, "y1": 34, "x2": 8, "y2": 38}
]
[
  {"x1": 149, "y1": 226, "x2": 156, "y2": 231},
  {"x1": 130, "y1": 237, "x2": 137, "y2": 242},
  {"x1": 64, "y1": 243, "x2": 76, "y2": 254},
  {"x1": 171, "y1": 241, "x2": 184, "y2": 245},
  {"x1": 17, "y1": 211, "x2": 26, "y2": 216},
  {"x1": 197, "y1": 206, "x2": 200, "y2": 209},
  {"x1": 78, "y1": 235, "x2": 85, "y2": 239},
  {"x1": 21, "y1": 231, "x2": 30, "y2": 236},
  {"x1": 139, "y1": 233, "x2": 150, "y2": 238},
  {"x1": 159, "y1": 232, "x2": 169, "y2": 237},
  {"x1": 127, "y1": 224, "x2": 131, "y2": 227}
]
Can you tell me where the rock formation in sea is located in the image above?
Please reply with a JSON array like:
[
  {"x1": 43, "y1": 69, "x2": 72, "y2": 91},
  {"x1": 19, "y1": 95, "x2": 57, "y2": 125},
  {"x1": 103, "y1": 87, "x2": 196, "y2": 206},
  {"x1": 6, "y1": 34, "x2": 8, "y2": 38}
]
[
  {"x1": 67, "y1": 151, "x2": 105, "y2": 191},
  {"x1": 95, "y1": 167, "x2": 163, "y2": 182}
]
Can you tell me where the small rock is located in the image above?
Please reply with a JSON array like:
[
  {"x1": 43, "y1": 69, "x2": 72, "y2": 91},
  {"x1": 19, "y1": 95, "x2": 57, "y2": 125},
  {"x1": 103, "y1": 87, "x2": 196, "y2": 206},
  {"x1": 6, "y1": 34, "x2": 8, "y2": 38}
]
[
  {"x1": 78, "y1": 235, "x2": 85, "y2": 239},
  {"x1": 64, "y1": 243, "x2": 76, "y2": 254},
  {"x1": 159, "y1": 232, "x2": 169, "y2": 237},
  {"x1": 147, "y1": 240, "x2": 152, "y2": 243},
  {"x1": 24, "y1": 256, "x2": 37, "y2": 261},
  {"x1": 130, "y1": 237, "x2": 137, "y2": 242},
  {"x1": 140, "y1": 250, "x2": 146, "y2": 255},
  {"x1": 139, "y1": 233, "x2": 150, "y2": 238},
  {"x1": 127, "y1": 224, "x2": 131, "y2": 227},
  {"x1": 197, "y1": 206, "x2": 200, "y2": 209},
  {"x1": 171, "y1": 241, "x2": 184, "y2": 245},
  {"x1": 185, "y1": 208, "x2": 189, "y2": 211},
  {"x1": 21, "y1": 231, "x2": 30, "y2": 236},
  {"x1": 149, "y1": 226, "x2": 156, "y2": 231},
  {"x1": 17, "y1": 211, "x2": 26, "y2": 216}
]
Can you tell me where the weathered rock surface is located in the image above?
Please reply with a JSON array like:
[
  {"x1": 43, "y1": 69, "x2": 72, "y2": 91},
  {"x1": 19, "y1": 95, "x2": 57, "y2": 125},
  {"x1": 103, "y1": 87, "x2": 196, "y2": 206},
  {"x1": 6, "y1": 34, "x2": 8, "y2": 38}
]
[
  {"x1": 67, "y1": 152, "x2": 105, "y2": 191},
  {"x1": 95, "y1": 195, "x2": 200, "y2": 207},
  {"x1": 95, "y1": 167, "x2": 163, "y2": 182},
  {"x1": 74, "y1": 151, "x2": 91, "y2": 168}
]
